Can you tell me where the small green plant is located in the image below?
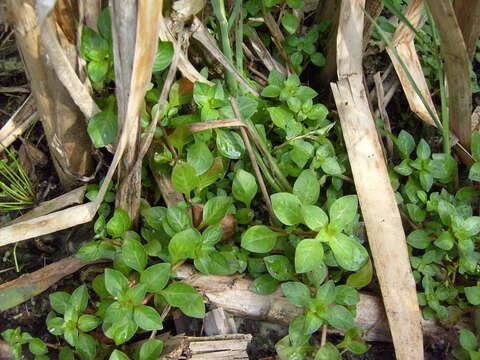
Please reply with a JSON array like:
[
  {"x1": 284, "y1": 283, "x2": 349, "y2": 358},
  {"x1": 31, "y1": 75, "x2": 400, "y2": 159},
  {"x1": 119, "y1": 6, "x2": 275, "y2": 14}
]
[
  {"x1": 1, "y1": 327, "x2": 49, "y2": 360},
  {"x1": 389, "y1": 131, "x2": 480, "y2": 325},
  {"x1": 452, "y1": 330, "x2": 480, "y2": 360},
  {"x1": 0, "y1": 147, "x2": 35, "y2": 212}
]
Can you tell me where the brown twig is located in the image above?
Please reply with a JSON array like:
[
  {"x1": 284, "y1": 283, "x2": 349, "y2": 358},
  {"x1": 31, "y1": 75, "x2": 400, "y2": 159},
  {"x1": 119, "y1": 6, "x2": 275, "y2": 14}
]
[{"x1": 320, "y1": 325, "x2": 328, "y2": 348}]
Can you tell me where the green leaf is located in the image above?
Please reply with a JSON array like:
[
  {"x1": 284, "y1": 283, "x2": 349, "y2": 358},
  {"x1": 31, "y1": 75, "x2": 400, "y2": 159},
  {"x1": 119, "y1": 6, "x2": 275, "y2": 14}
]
[
  {"x1": 233, "y1": 169, "x2": 258, "y2": 207},
  {"x1": 271, "y1": 193, "x2": 303, "y2": 226},
  {"x1": 142, "y1": 207, "x2": 167, "y2": 230},
  {"x1": 302, "y1": 205, "x2": 328, "y2": 231},
  {"x1": 134, "y1": 305, "x2": 163, "y2": 331},
  {"x1": 139, "y1": 339, "x2": 164, "y2": 360},
  {"x1": 241, "y1": 225, "x2": 279, "y2": 253},
  {"x1": 109, "y1": 350, "x2": 130, "y2": 360},
  {"x1": 433, "y1": 231, "x2": 454, "y2": 251},
  {"x1": 126, "y1": 284, "x2": 148, "y2": 306},
  {"x1": 261, "y1": 85, "x2": 281, "y2": 98},
  {"x1": 286, "y1": 0, "x2": 304, "y2": 8},
  {"x1": 201, "y1": 196, "x2": 232, "y2": 226},
  {"x1": 87, "y1": 60, "x2": 109, "y2": 83},
  {"x1": 264, "y1": 255, "x2": 295, "y2": 281},
  {"x1": 88, "y1": 109, "x2": 118, "y2": 148},
  {"x1": 78, "y1": 314, "x2": 101, "y2": 332},
  {"x1": 28, "y1": 338, "x2": 48, "y2": 356},
  {"x1": 106, "y1": 208, "x2": 131, "y2": 238},
  {"x1": 290, "y1": 140, "x2": 314, "y2": 168},
  {"x1": 407, "y1": 229, "x2": 432, "y2": 249},
  {"x1": 437, "y1": 200, "x2": 456, "y2": 226},
  {"x1": 250, "y1": 274, "x2": 279, "y2": 294},
  {"x1": 153, "y1": 41, "x2": 174, "y2": 72},
  {"x1": 187, "y1": 142, "x2": 213, "y2": 175},
  {"x1": 346, "y1": 259, "x2": 373, "y2": 289},
  {"x1": 294, "y1": 169, "x2": 320, "y2": 205},
  {"x1": 275, "y1": 335, "x2": 309, "y2": 360},
  {"x1": 316, "y1": 280, "x2": 335, "y2": 305},
  {"x1": 281, "y1": 282, "x2": 311, "y2": 307},
  {"x1": 197, "y1": 157, "x2": 225, "y2": 191},
  {"x1": 168, "y1": 125, "x2": 193, "y2": 155},
  {"x1": 105, "y1": 316, "x2": 138, "y2": 345},
  {"x1": 465, "y1": 216, "x2": 480, "y2": 237},
  {"x1": 104, "y1": 268, "x2": 129, "y2": 298},
  {"x1": 166, "y1": 206, "x2": 191, "y2": 233},
  {"x1": 194, "y1": 251, "x2": 235, "y2": 275},
  {"x1": 329, "y1": 195, "x2": 358, "y2": 232},
  {"x1": 59, "y1": 347, "x2": 74, "y2": 360},
  {"x1": 314, "y1": 343, "x2": 341, "y2": 359},
  {"x1": 288, "y1": 314, "x2": 310, "y2": 347},
  {"x1": 80, "y1": 27, "x2": 109, "y2": 62},
  {"x1": 267, "y1": 106, "x2": 293, "y2": 129},
  {"x1": 468, "y1": 163, "x2": 480, "y2": 182},
  {"x1": 416, "y1": 139, "x2": 431, "y2": 160},
  {"x1": 168, "y1": 228, "x2": 201, "y2": 264},
  {"x1": 216, "y1": 129, "x2": 245, "y2": 159},
  {"x1": 321, "y1": 157, "x2": 343, "y2": 176},
  {"x1": 268, "y1": 70, "x2": 285, "y2": 87},
  {"x1": 49, "y1": 292, "x2": 71, "y2": 315},
  {"x1": 201, "y1": 224, "x2": 223, "y2": 246},
  {"x1": 172, "y1": 162, "x2": 199, "y2": 196},
  {"x1": 47, "y1": 316, "x2": 64, "y2": 336},
  {"x1": 472, "y1": 132, "x2": 480, "y2": 162},
  {"x1": 140, "y1": 263, "x2": 171, "y2": 293},
  {"x1": 76, "y1": 333, "x2": 97, "y2": 360},
  {"x1": 465, "y1": 286, "x2": 480, "y2": 305},
  {"x1": 71, "y1": 285, "x2": 89, "y2": 313},
  {"x1": 281, "y1": 12, "x2": 299, "y2": 34},
  {"x1": 304, "y1": 309, "x2": 324, "y2": 334},
  {"x1": 335, "y1": 285, "x2": 359, "y2": 306},
  {"x1": 311, "y1": 53, "x2": 326, "y2": 68},
  {"x1": 295, "y1": 238, "x2": 324, "y2": 273},
  {"x1": 324, "y1": 305, "x2": 355, "y2": 330},
  {"x1": 307, "y1": 263, "x2": 328, "y2": 288},
  {"x1": 161, "y1": 282, "x2": 205, "y2": 318},
  {"x1": 396, "y1": 130, "x2": 415, "y2": 159},
  {"x1": 459, "y1": 330, "x2": 478, "y2": 351},
  {"x1": 329, "y1": 234, "x2": 368, "y2": 272},
  {"x1": 97, "y1": 6, "x2": 112, "y2": 41},
  {"x1": 122, "y1": 238, "x2": 147, "y2": 272}
]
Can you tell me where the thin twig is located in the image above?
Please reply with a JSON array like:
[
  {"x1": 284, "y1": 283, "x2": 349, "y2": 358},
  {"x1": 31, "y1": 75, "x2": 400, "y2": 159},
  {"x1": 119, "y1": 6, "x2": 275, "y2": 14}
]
[
  {"x1": 320, "y1": 325, "x2": 328, "y2": 347},
  {"x1": 374, "y1": 72, "x2": 394, "y2": 157},
  {"x1": 230, "y1": 98, "x2": 279, "y2": 225}
]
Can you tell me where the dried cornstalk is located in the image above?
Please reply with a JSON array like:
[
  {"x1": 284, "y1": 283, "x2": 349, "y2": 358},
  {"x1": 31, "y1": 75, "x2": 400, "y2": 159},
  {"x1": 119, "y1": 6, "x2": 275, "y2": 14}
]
[
  {"x1": 332, "y1": 0, "x2": 423, "y2": 359},
  {"x1": 7, "y1": 0, "x2": 94, "y2": 188},
  {"x1": 115, "y1": 0, "x2": 163, "y2": 222},
  {"x1": 425, "y1": 0, "x2": 472, "y2": 148},
  {"x1": 453, "y1": 0, "x2": 480, "y2": 63}
]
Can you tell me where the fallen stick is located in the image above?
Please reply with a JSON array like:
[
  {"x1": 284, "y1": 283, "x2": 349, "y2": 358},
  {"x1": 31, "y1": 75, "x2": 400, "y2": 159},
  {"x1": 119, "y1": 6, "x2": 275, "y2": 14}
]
[
  {"x1": 175, "y1": 265, "x2": 449, "y2": 344},
  {"x1": 0, "y1": 256, "x2": 98, "y2": 311},
  {"x1": 2, "y1": 185, "x2": 87, "y2": 226},
  {"x1": 0, "y1": 95, "x2": 37, "y2": 150}
]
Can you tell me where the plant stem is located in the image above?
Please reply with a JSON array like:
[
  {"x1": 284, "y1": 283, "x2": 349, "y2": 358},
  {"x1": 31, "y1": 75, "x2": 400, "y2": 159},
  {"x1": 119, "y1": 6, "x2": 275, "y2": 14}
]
[
  {"x1": 425, "y1": 5, "x2": 450, "y2": 155},
  {"x1": 243, "y1": 118, "x2": 292, "y2": 192},
  {"x1": 212, "y1": 0, "x2": 238, "y2": 94},
  {"x1": 235, "y1": 4, "x2": 244, "y2": 82},
  {"x1": 13, "y1": 242, "x2": 20, "y2": 272}
]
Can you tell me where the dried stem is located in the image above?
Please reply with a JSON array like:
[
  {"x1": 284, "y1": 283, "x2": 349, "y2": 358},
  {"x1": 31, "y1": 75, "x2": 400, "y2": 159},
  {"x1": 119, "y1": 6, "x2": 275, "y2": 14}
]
[{"x1": 230, "y1": 98, "x2": 278, "y2": 225}]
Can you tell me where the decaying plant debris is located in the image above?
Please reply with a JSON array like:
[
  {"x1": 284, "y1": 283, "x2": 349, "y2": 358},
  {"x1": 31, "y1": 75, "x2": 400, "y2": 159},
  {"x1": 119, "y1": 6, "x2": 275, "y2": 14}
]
[{"x1": 1, "y1": 0, "x2": 480, "y2": 359}]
